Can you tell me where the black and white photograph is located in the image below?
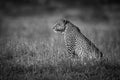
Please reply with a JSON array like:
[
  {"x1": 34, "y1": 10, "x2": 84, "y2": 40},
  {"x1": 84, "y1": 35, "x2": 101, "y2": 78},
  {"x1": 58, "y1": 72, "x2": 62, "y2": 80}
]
[{"x1": 0, "y1": 0, "x2": 120, "y2": 80}]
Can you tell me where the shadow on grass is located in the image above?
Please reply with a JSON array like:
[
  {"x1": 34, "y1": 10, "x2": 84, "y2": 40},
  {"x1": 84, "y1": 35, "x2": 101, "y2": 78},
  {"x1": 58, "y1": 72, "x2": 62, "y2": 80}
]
[{"x1": 1, "y1": 58, "x2": 120, "y2": 80}]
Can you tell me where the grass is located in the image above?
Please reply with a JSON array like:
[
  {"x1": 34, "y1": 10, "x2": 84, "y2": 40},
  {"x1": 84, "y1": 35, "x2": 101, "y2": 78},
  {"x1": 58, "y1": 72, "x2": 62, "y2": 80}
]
[
  {"x1": 0, "y1": 5, "x2": 120, "y2": 80},
  {"x1": 0, "y1": 27, "x2": 120, "y2": 80}
]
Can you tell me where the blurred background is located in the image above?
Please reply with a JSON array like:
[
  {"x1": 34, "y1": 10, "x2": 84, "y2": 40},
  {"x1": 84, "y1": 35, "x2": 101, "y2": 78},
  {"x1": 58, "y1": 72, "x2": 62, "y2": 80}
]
[
  {"x1": 0, "y1": 0, "x2": 120, "y2": 37},
  {"x1": 0, "y1": 0, "x2": 120, "y2": 80}
]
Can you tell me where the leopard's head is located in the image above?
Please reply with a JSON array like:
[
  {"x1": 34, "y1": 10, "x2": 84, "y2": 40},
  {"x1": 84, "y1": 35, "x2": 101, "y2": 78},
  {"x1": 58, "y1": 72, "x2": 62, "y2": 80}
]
[{"x1": 52, "y1": 18, "x2": 69, "y2": 33}]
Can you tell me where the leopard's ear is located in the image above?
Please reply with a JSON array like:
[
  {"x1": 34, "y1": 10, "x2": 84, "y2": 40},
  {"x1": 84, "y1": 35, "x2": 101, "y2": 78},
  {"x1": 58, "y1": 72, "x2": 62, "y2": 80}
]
[{"x1": 61, "y1": 18, "x2": 69, "y2": 26}]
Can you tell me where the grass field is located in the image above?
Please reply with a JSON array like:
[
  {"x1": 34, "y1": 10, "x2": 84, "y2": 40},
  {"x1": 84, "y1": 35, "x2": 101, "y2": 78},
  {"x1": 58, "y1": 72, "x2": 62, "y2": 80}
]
[{"x1": 0, "y1": 5, "x2": 120, "y2": 80}]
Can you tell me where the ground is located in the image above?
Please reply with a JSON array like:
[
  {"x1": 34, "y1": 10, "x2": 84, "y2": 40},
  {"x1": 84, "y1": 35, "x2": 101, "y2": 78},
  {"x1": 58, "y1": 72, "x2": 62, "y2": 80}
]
[{"x1": 0, "y1": 4, "x2": 120, "y2": 80}]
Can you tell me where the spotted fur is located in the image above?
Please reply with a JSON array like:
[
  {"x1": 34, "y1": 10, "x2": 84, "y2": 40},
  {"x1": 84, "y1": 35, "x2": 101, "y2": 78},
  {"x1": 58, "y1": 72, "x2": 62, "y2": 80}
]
[{"x1": 52, "y1": 19, "x2": 103, "y2": 62}]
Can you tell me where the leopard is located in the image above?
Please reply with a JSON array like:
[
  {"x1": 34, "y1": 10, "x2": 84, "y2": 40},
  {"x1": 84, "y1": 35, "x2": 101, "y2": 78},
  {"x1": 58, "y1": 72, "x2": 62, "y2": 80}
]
[{"x1": 52, "y1": 18, "x2": 103, "y2": 63}]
